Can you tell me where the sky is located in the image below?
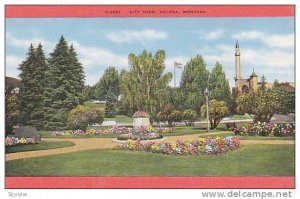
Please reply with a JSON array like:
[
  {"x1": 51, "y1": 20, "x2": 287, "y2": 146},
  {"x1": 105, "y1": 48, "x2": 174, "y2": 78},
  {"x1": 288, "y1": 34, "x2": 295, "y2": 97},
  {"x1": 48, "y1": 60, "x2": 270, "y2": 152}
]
[{"x1": 5, "y1": 17, "x2": 294, "y2": 88}]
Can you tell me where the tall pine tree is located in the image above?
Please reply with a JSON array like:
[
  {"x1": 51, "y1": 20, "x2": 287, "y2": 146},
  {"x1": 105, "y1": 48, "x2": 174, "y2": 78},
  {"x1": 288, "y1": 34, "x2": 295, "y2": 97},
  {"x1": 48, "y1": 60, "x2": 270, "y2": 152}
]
[
  {"x1": 66, "y1": 44, "x2": 85, "y2": 105},
  {"x1": 18, "y1": 43, "x2": 47, "y2": 129},
  {"x1": 43, "y1": 36, "x2": 85, "y2": 130}
]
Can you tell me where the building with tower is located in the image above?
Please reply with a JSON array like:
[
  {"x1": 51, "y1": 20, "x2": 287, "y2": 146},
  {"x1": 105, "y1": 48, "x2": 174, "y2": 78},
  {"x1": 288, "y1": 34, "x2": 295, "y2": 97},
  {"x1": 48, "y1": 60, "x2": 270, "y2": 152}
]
[
  {"x1": 233, "y1": 41, "x2": 258, "y2": 94},
  {"x1": 232, "y1": 41, "x2": 294, "y2": 95}
]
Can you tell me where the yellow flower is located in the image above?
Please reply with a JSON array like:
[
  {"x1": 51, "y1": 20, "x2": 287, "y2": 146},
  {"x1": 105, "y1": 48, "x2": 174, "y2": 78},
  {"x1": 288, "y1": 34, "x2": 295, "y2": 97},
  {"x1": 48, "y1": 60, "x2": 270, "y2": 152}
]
[{"x1": 171, "y1": 144, "x2": 176, "y2": 150}]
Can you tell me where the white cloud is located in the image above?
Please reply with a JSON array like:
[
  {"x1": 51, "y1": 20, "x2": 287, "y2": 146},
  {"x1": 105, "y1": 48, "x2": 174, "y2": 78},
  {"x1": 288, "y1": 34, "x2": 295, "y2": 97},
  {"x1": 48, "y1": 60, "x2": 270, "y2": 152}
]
[
  {"x1": 6, "y1": 33, "x2": 55, "y2": 52},
  {"x1": 207, "y1": 29, "x2": 224, "y2": 40},
  {"x1": 5, "y1": 55, "x2": 23, "y2": 78},
  {"x1": 242, "y1": 48, "x2": 293, "y2": 69},
  {"x1": 201, "y1": 44, "x2": 293, "y2": 69},
  {"x1": 106, "y1": 29, "x2": 167, "y2": 44},
  {"x1": 199, "y1": 29, "x2": 224, "y2": 40},
  {"x1": 72, "y1": 41, "x2": 128, "y2": 70},
  {"x1": 199, "y1": 43, "x2": 294, "y2": 87},
  {"x1": 232, "y1": 31, "x2": 294, "y2": 49},
  {"x1": 265, "y1": 34, "x2": 294, "y2": 48},
  {"x1": 232, "y1": 30, "x2": 263, "y2": 40}
]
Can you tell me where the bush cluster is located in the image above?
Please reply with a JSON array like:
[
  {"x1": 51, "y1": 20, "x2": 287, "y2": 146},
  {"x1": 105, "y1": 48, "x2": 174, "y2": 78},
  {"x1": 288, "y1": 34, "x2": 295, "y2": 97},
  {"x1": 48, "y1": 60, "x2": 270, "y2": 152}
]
[{"x1": 67, "y1": 105, "x2": 103, "y2": 131}]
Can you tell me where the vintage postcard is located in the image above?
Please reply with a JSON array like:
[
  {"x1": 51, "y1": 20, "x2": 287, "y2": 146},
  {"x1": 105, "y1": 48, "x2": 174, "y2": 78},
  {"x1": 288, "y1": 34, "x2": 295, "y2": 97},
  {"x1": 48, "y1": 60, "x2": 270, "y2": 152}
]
[{"x1": 4, "y1": 5, "x2": 295, "y2": 190}]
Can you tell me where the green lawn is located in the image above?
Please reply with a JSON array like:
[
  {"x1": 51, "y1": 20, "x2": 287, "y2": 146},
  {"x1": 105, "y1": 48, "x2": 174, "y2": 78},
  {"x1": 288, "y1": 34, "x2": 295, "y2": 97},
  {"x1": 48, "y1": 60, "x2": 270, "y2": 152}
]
[
  {"x1": 5, "y1": 144, "x2": 294, "y2": 176},
  {"x1": 83, "y1": 101, "x2": 105, "y2": 110},
  {"x1": 5, "y1": 141, "x2": 75, "y2": 154},
  {"x1": 104, "y1": 115, "x2": 132, "y2": 123},
  {"x1": 228, "y1": 114, "x2": 252, "y2": 120}
]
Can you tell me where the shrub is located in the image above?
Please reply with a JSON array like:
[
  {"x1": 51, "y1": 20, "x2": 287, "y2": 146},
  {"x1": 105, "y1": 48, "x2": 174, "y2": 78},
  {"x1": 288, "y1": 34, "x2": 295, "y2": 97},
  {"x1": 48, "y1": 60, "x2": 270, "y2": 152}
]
[
  {"x1": 182, "y1": 109, "x2": 198, "y2": 126},
  {"x1": 170, "y1": 110, "x2": 183, "y2": 123},
  {"x1": 68, "y1": 105, "x2": 104, "y2": 130},
  {"x1": 157, "y1": 111, "x2": 167, "y2": 123},
  {"x1": 157, "y1": 103, "x2": 182, "y2": 127},
  {"x1": 104, "y1": 91, "x2": 117, "y2": 118},
  {"x1": 200, "y1": 100, "x2": 228, "y2": 129}
]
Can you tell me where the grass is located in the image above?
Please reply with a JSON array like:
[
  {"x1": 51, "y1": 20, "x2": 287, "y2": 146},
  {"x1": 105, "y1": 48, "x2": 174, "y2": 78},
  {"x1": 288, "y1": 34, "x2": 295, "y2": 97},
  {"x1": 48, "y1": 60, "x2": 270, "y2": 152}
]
[
  {"x1": 83, "y1": 101, "x2": 105, "y2": 111},
  {"x1": 5, "y1": 144, "x2": 294, "y2": 176},
  {"x1": 104, "y1": 115, "x2": 132, "y2": 123},
  {"x1": 228, "y1": 114, "x2": 252, "y2": 120},
  {"x1": 5, "y1": 141, "x2": 75, "y2": 154}
]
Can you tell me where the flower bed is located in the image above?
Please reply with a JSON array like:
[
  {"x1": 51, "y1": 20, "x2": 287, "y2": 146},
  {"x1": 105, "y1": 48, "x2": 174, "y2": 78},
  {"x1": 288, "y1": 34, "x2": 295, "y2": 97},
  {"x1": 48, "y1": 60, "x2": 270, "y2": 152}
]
[
  {"x1": 132, "y1": 111, "x2": 149, "y2": 118},
  {"x1": 52, "y1": 126, "x2": 173, "y2": 136},
  {"x1": 5, "y1": 136, "x2": 39, "y2": 146},
  {"x1": 113, "y1": 136, "x2": 240, "y2": 155},
  {"x1": 233, "y1": 122, "x2": 295, "y2": 137},
  {"x1": 117, "y1": 132, "x2": 163, "y2": 140}
]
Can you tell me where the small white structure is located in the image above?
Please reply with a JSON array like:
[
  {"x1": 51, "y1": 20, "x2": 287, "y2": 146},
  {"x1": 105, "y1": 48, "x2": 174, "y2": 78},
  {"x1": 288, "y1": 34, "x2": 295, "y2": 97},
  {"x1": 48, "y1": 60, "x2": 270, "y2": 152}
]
[
  {"x1": 98, "y1": 121, "x2": 117, "y2": 127},
  {"x1": 133, "y1": 118, "x2": 150, "y2": 127}
]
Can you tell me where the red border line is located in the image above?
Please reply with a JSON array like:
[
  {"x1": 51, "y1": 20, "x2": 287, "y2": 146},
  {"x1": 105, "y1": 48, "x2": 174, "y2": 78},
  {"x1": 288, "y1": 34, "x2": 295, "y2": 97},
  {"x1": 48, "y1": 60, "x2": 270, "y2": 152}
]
[
  {"x1": 5, "y1": 4, "x2": 295, "y2": 189},
  {"x1": 6, "y1": 176, "x2": 295, "y2": 189},
  {"x1": 6, "y1": 5, "x2": 295, "y2": 18}
]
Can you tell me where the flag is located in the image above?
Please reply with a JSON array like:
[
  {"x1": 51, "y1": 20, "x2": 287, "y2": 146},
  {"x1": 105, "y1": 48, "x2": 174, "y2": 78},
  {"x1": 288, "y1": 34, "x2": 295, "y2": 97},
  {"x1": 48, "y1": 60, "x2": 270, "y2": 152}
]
[{"x1": 174, "y1": 61, "x2": 183, "y2": 68}]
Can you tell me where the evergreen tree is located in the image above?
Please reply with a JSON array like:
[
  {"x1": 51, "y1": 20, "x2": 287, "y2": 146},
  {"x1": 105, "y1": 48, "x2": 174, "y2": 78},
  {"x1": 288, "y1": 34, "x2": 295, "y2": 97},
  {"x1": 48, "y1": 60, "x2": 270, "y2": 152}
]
[
  {"x1": 209, "y1": 62, "x2": 233, "y2": 111},
  {"x1": 273, "y1": 79, "x2": 280, "y2": 88},
  {"x1": 66, "y1": 44, "x2": 85, "y2": 105},
  {"x1": 5, "y1": 93, "x2": 21, "y2": 134},
  {"x1": 18, "y1": 44, "x2": 35, "y2": 126},
  {"x1": 260, "y1": 75, "x2": 267, "y2": 91},
  {"x1": 104, "y1": 90, "x2": 117, "y2": 118},
  {"x1": 18, "y1": 43, "x2": 47, "y2": 129},
  {"x1": 180, "y1": 55, "x2": 209, "y2": 111},
  {"x1": 83, "y1": 85, "x2": 95, "y2": 101},
  {"x1": 43, "y1": 36, "x2": 85, "y2": 130}
]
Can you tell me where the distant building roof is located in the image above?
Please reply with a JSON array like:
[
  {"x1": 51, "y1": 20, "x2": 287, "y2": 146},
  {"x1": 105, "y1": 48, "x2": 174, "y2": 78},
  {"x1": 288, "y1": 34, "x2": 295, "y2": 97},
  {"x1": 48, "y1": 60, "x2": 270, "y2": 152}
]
[
  {"x1": 279, "y1": 84, "x2": 295, "y2": 93},
  {"x1": 257, "y1": 82, "x2": 295, "y2": 93}
]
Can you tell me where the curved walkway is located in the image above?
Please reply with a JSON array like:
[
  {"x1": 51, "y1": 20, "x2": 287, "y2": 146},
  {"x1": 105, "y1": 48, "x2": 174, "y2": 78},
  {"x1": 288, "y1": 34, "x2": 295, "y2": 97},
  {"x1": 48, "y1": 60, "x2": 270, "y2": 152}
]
[{"x1": 5, "y1": 132, "x2": 294, "y2": 161}]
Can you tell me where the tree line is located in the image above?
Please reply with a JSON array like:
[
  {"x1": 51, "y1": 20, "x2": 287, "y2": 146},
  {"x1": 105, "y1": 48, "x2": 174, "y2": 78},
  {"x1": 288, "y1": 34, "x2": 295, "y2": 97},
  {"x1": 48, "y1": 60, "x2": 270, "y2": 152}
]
[
  {"x1": 89, "y1": 51, "x2": 233, "y2": 123},
  {"x1": 6, "y1": 43, "x2": 294, "y2": 133}
]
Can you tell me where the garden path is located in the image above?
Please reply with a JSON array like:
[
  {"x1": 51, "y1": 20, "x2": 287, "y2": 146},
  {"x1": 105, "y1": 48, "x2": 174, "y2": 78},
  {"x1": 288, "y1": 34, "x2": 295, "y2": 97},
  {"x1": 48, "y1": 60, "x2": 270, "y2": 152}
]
[{"x1": 5, "y1": 131, "x2": 294, "y2": 161}]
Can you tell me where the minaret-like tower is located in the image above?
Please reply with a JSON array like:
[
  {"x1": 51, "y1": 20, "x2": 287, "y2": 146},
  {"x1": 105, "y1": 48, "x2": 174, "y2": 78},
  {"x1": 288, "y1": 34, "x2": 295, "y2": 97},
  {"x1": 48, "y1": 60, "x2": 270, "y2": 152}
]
[{"x1": 235, "y1": 40, "x2": 241, "y2": 80}]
